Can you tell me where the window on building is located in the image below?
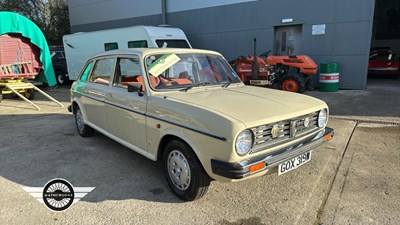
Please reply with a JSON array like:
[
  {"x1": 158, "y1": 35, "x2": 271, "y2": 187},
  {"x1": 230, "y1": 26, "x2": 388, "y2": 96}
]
[
  {"x1": 281, "y1": 32, "x2": 287, "y2": 52},
  {"x1": 128, "y1": 40, "x2": 148, "y2": 48}
]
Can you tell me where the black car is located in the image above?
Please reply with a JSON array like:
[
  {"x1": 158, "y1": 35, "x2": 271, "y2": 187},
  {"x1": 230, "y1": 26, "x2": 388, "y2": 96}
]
[{"x1": 50, "y1": 46, "x2": 69, "y2": 85}]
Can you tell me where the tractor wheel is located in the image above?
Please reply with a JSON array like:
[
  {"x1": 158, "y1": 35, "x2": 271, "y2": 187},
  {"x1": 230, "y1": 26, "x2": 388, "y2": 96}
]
[{"x1": 280, "y1": 74, "x2": 305, "y2": 93}]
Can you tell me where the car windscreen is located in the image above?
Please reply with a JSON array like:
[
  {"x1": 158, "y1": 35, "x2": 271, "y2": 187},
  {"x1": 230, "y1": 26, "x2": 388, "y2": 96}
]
[
  {"x1": 155, "y1": 39, "x2": 190, "y2": 48},
  {"x1": 145, "y1": 53, "x2": 242, "y2": 91}
]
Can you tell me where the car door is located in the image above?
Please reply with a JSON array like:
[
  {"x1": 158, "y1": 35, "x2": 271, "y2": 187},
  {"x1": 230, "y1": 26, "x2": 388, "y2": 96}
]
[
  {"x1": 104, "y1": 55, "x2": 148, "y2": 152},
  {"x1": 82, "y1": 57, "x2": 115, "y2": 130}
]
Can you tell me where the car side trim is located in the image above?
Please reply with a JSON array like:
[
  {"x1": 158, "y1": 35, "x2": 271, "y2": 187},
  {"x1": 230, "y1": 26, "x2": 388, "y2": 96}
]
[
  {"x1": 105, "y1": 100, "x2": 146, "y2": 115},
  {"x1": 146, "y1": 113, "x2": 227, "y2": 141},
  {"x1": 80, "y1": 92, "x2": 104, "y2": 102},
  {"x1": 75, "y1": 92, "x2": 227, "y2": 141}
]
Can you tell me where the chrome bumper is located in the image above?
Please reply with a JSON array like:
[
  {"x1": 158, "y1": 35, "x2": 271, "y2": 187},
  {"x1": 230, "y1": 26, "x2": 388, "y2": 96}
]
[{"x1": 211, "y1": 127, "x2": 334, "y2": 179}]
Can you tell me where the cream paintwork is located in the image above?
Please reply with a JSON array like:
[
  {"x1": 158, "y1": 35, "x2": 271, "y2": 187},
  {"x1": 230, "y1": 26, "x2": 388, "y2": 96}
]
[
  {"x1": 105, "y1": 85, "x2": 148, "y2": 151},
  {"x1": 161, "y1": 85, "x2": 328, "y2": 128},
  {"x1": 70, "y1": 48, "x2": 330, "y2": 183}
]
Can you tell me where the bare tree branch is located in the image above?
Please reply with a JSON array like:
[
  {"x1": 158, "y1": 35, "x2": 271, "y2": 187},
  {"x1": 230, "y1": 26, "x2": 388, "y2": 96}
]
[{"x1": 0, "y1": 0, "x2": 70, "y2": 45}]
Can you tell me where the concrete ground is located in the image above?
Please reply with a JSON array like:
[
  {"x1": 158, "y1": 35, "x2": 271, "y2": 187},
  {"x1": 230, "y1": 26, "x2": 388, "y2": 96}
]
[{"x1": 0, "y1": 78, "x2": 399, "y2": 225}]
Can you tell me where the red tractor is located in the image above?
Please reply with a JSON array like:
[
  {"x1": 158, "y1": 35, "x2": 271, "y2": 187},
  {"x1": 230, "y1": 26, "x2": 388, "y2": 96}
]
[{"x1": 230, "y1": 39, "x2": 317, "y2": 93}]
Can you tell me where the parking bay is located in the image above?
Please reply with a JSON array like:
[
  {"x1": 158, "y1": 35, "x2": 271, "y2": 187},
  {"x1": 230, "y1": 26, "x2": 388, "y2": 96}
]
[{"x1": 0, "y1": 88, "x2": 399, "y2": 224}]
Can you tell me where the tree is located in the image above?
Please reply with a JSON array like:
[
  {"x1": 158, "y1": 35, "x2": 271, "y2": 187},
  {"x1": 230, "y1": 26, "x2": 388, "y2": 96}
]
[
  {"x1": 47, "y1": 0, "x2": 70, "y2": 45},
  {"x1": 0, "y1": 0, "x2": 70, "y2": 45}
]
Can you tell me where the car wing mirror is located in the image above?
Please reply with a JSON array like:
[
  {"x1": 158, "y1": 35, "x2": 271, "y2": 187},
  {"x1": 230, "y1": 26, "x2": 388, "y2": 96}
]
[{"x1": 127, "y1": 83, "x2": 144, "y2": 96}]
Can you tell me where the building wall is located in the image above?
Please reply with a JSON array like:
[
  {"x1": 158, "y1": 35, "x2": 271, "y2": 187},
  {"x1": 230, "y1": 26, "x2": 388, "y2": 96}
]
[{"x1": 68, "y1": 0, "x2": 375, "y2": 89}]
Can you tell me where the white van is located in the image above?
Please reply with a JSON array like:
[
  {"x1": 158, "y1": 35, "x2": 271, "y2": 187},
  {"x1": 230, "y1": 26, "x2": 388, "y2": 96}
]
[{"x1": 63, "y1": 25, "x2": 192, "y2": 80}]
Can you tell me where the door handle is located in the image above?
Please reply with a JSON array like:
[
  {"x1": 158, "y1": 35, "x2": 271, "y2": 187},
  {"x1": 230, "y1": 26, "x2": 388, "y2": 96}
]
[{"x1": 106, "y1": 93, "x2": 112, "y2": 98}]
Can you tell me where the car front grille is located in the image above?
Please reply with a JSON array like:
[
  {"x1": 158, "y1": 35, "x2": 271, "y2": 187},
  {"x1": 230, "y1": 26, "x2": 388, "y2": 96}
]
[{"x1": 250, "y1": 111, "x2": 319, "y2": 153}]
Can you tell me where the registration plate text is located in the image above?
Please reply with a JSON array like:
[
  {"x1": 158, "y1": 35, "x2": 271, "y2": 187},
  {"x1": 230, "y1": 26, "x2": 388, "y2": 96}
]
[{"x1": 278, "y1": 151, "x2": 311, "y2": 175}]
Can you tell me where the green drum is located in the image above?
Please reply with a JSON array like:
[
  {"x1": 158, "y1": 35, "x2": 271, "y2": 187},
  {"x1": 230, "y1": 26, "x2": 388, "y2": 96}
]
[{"x1": 319, "y1": 63, "x2": 340, "y2": 92}]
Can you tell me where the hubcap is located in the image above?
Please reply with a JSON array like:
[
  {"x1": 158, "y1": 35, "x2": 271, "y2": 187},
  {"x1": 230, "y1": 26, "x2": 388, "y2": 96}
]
[
  {"x1": 167, "y1": 150, "x2": 191, "y2": 191},
  {"x1": 75, "y1": 109, "x2": 85, "y2": 132}
]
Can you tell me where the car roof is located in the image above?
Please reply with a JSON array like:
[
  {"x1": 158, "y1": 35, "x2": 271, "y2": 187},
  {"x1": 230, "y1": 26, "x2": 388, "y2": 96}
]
[
  {"x1": 90, "y1": 48, "x2": 222, "y2": 59},
  {"x1": 370, "y1": 49, "x2": 395, "y2": 55}
]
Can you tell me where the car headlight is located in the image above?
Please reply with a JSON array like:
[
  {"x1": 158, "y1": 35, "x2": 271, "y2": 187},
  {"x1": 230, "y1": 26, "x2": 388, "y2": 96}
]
[
  {"x1": 235, "y1": 130, "x2": 253, "y2": 156},
  {"x1": 318, "y1": 109, "x2": 328, "y2": 128}
]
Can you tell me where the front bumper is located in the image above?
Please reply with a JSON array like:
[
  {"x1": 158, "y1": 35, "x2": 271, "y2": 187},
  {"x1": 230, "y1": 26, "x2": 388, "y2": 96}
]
[{"x1": 211, "y1": 127, "x2": 334, "y2": 179}]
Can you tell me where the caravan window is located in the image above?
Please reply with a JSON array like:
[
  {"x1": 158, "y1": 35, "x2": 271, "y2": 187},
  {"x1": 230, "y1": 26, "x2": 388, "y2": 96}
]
[
  {"x1": 128, "y1": 40, "x2": 148, "y2": 48},
  {"x1": 104, "y1": 42, "x2": 118, "y2": 51},
  {"x1": 155, "y1": 40, "x2": 190, "y2": 48}
]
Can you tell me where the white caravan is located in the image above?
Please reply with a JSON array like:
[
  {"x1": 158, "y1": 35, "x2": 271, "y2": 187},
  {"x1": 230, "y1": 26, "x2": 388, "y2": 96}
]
[{"x1": 63, "y1": 25, "x2": 192, "y2": 80}]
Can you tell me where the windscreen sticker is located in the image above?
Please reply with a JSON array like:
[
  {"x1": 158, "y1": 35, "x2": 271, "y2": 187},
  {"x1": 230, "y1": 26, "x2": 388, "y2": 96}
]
[{"x1": 148, "y1": 54, "x2": 181, "y2": 77}]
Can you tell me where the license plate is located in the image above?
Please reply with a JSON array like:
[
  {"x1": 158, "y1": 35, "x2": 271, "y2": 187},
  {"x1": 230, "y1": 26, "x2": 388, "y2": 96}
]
[{"x1": 278, "y1": 151, "x2": 312, "y2": 175}]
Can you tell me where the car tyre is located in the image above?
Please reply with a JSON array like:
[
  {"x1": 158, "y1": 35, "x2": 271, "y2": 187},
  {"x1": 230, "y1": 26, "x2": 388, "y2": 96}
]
[
  {"x1": 56, "y1": 71, "x2": 69, "y2": 85},
  {"x1": 163, "y1": 140, "x2": 211, "y2": 201},
  {"x1": 74, "y1": 107, "x2": 94, "y2": 137}
]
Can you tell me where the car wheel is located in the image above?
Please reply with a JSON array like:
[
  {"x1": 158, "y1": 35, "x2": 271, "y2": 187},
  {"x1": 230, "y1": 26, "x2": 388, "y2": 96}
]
[
  {"x1": 163, "y1": 140, "x2": 211, "y2": 201},
  {"x1": 24, "y1": 88, "x2": 35, "y2": 100},
  {"x1": 74, "y1": 107, "x2": 94, "y2": 137},
  {"x1": 280, "y1": 74, "x2": 305, "y2": 93}
]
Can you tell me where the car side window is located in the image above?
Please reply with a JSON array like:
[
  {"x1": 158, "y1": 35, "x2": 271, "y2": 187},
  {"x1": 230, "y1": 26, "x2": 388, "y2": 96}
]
[
  {"x1": 79, "y1": 61, "x2": 93, "y2": 81},
  {"x1": 89, "y1": 58, "x2": 115, "y2": 86},
  {"x1": 113, "y1": 57, "x2": 142, "y2": 89}
]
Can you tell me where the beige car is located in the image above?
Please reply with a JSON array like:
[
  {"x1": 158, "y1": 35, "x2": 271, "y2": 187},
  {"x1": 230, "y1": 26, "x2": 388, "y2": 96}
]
[{"x1": 68, "y1": 48, "x2": 334, "y2": 201}]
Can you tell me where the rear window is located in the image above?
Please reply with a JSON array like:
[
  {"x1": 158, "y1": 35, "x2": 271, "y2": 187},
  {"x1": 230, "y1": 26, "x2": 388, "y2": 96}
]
[
  {"x1": 51, "y1": 51, "x2": 65, "y2": 59},
  {"x1": 155, "y1": 39, "x2": 190, "y2": 48},
  {"x1": 370, "y1": 53, "x2": 392, "y2": 61}
]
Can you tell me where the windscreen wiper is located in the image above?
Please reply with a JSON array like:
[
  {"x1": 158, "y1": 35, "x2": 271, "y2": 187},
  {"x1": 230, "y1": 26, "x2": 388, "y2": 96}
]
[{"x1": 181, "y1": 82, "x2": 213, "y2": 92}]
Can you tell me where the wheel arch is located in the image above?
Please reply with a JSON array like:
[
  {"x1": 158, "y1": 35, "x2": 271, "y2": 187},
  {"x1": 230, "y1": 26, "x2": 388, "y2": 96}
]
[
  {"x1": 156, "y1": 132, "x2": 206, "y2": 170},
  {"x1": 71, "y1": 100, "x2": 89, "y2": 122},
  {"x1": 157, "y1": 134, "x2": 200, "y2": 161}
]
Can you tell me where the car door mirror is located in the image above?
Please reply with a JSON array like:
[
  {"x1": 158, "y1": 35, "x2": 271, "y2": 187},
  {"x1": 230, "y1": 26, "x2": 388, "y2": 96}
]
[{"x1": 127, "y1": 83, "x2": 144, "y2": 96}]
